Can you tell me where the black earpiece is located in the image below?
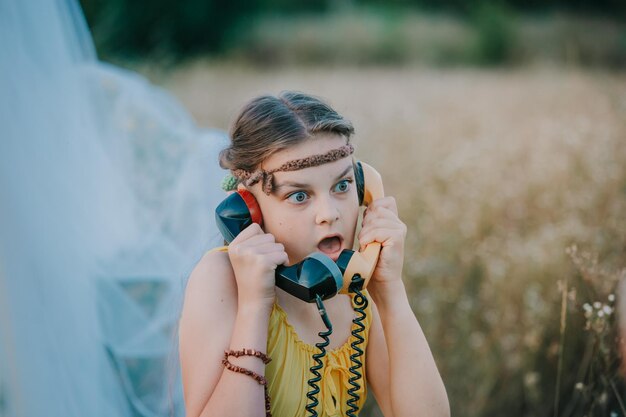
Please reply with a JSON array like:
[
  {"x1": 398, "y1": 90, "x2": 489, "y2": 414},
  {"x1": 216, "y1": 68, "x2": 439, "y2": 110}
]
[
  {"x1": 353, "y1": 161, "x2": 365, "y2": 206},
  {"x1": 215, "y1": 189, "x2": 262, "y2": 244}
]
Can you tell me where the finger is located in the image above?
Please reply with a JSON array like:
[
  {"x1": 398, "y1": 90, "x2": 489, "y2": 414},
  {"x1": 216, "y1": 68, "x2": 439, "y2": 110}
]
[
  {"x1": 359, "y1": 227, "x2": 400, "y2": 244},
  {"x1": 366, "y1": 197, "x2": 398, "y2": 215},
  {"x1": 362, "y1": 205, "x2": 398, "y2": 223},
  {"x1": 230, "y1": 222, "x2": 265, "y2": 245},
  {"x1": 229, "y1": 231, "x2": 275, "y2": 258},
  {"x1": 358, "y1": 226, "x2": 406, "y2": 249},
  {"x1": 362, "y1": 217, "x2": 407, "y2": 234},
  {"x1": 266, "y1": 250, "x2": 289, "y2": 267},
  {"x1": 362, "y1": 215, "x2": 400, "y2": 233},
  {"x1": 232, "y1": 234, "x2": 276, "y2": 253},
  {"x1": 237, "y1": 233, "x2": 276, "y2": 248},
  {"x1": 363, "y1": 207, "x2": 400, "y2": 224},
  {"x1": 252, "y1": 242, "x2": 285, "y2": 255}
]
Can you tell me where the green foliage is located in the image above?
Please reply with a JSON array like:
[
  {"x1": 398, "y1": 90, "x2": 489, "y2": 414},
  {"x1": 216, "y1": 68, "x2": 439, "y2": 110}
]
[
  {"x1": 80, "y1": 0, "x2": 626, "y2": 63},
  {"x1": 360, "y1": 0, "x2": 626, "y2": 19},
  {"x1": 223, "y1": 9, "x2": 626, "y2": 68},
  {"x1": 83, "y1": 0, "x2": 238, "y2": 58},
  {"x1": 225, "y1": 9, "x2": 481, "y2": 67},
  {"x1": 470, "y1": 2, "x2": 516, "y2": 65},
  {"x1": 80, "y1": 0, "x2": 330, "y2": 59}
]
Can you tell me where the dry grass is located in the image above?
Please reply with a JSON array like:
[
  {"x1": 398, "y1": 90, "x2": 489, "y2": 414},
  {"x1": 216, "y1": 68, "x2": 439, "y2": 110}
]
[{"x1": 160, "y1": 63, "x2": 626, "y2": 416}]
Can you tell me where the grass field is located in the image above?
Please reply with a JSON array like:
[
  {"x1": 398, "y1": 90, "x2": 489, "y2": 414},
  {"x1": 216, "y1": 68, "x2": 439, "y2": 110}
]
[{"x1": 160, "y1": 63, "x2": 626, "y2": 417}]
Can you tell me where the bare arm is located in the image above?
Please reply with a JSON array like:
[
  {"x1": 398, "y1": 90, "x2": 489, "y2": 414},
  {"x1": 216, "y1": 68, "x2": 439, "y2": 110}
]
[
  {"x1": 369, "y1": 281, "x2": 449, "y2": 417},
  {"x1": 179, "y1": 251, "x2": 272, "y2": 417},
  {"x1": 360, "y1": 197, "x2": 449, "y2": 417},
  {"x1": 179, "y1": 224, "x2": 287, "y2": 417},
  {"x1": 365, "y1": 300, "x2": 394, "y2": 417}
]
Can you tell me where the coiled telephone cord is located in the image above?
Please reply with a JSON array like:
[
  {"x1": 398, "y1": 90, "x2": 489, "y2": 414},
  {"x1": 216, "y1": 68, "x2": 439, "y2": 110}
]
[
  {"x1": 306, "y1": 275, "x2": 368, "y2": 417},
  {"x1": 346, "y1": 274, "x2": 368, "y2": 417},
  {"x1": 305, "y1": 294, "x2": 333, "y2": 417}
]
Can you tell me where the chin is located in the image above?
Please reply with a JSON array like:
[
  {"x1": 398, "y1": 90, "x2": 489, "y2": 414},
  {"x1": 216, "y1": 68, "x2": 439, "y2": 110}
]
[
  {"x1": 285, "y1": 253, "x2": 305, "y2": 267},
  {"x1": 327, "y1": 252, "x2": 342, "y2": 262}
]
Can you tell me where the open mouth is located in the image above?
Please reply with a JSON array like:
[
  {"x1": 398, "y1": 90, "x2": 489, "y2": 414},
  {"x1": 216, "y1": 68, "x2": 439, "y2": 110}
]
[{"x1": 317, "y1": 235, "x2": 343, "y2": 260}]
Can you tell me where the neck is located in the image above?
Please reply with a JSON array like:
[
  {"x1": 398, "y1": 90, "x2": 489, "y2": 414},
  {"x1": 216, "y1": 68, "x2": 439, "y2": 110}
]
[{"x1": 275, "y1": 287, "x2": 319, "y2": 314}]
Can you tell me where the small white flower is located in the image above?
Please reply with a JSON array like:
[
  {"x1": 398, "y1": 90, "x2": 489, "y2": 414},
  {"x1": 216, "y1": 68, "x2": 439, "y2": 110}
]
[
  {"x1": 583, "y1": 303, "x2": 592, "y2": 312},
  {"x1": 598, "y1": 310, "x2": 605, "y2": 318},
  {"x1": 602, "y1": 305, "x2": 613, "y2": 315},
  {"x1": 575, "y1": 382, "x2": 584, "y2": 391},
  {"x1": 593, "y1": 301, "x2": 602, "y2": 309},
  {"x1": 608, "y1": 294, "x2": 615, "y2": 302},
  {"x1": 524, "y1": 372, "x2": 539, "y2": 386}
]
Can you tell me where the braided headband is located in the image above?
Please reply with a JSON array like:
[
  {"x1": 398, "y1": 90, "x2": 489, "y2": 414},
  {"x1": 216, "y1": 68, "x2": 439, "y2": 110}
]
[{"x1": 225, "y1": 143, "x2": 354, "y2": 195}]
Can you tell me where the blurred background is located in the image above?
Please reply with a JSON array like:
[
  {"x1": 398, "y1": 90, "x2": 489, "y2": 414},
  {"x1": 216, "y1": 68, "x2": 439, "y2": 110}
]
[{"x1": 28, "y1": 0, "x2": 626, "y2": 416}]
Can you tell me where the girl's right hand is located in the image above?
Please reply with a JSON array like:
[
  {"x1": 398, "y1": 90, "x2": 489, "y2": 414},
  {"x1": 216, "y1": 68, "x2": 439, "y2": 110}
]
[{"x1": 227, "y1": 223, "x2": 288, "y2": 309}]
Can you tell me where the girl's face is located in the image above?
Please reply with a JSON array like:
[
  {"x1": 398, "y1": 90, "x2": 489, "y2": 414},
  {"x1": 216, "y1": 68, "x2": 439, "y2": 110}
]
[{"x1": 247, "y1": 133, "x2": 359, "y2": 265}]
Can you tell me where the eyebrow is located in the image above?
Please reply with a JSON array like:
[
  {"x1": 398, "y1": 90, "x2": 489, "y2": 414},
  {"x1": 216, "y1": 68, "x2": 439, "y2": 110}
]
[{"x1": 273, "y1": 165, "x2": 354, "y2": 192}]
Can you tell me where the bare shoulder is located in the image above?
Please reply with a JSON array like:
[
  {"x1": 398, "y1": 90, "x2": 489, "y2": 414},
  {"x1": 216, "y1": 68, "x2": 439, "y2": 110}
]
[
  {"x1": 181, "y1": 249, "x2": 237, "y2": 315},
  {"x1": 179, "y1": 249, "x2": 237, "y2": 415},
  {"x1": 179, "y1": 249, "x2": 237, "y2": 342}
]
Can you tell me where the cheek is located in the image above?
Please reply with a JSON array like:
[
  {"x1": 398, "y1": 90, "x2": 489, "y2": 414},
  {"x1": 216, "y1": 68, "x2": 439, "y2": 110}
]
[
  {"x1": 343, "y1": 201, "x2": 360, "y2": 245},
  {"x1": 260, "y1": 205, "x2": 300, "y2": 239},
  {"x1": 265, "y1": 216, "x2": 310, "y2": 264}
]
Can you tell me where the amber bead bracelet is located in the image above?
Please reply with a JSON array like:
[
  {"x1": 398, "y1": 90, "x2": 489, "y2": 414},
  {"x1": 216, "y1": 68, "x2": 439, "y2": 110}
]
[
  {"x1": 222, "y1": 349, "x2": 272, "y2": 417},
  {"x1": 224, "y1": 348, "x2": 271, "y2": 365}
]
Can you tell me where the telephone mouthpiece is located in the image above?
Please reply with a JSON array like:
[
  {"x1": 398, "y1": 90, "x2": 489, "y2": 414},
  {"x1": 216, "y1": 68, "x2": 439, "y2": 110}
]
[{"x1": 275, "y1": 253, "x2": 343, "y2": 302}]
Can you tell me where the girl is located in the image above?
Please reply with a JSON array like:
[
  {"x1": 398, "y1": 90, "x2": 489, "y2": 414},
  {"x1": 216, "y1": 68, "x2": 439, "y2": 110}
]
[{"x1": 178, "y1": 91, "x2": 449, "y2": 417}]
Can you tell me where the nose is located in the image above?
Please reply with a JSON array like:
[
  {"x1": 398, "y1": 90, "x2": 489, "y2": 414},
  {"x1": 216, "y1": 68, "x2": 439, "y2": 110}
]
[{"x1": 315, "y1": 195, "x2": 340, "y2": 225}]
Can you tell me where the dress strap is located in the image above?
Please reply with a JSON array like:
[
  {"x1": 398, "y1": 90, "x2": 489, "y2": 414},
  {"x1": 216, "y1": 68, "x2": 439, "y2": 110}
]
[{"x1": 206, "y1": 245, "x2": 228, "y2": 255}]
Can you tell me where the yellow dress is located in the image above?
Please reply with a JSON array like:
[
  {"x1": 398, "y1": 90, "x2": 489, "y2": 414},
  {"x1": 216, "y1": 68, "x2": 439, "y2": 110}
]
[{"x1": 209, "y1": 246, "x2": 372, "y2": 416}]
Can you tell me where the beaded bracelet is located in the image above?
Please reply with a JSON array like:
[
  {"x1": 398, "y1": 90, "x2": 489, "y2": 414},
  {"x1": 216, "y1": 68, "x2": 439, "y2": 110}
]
[
  {"x1": 222, "y1": 349, "x2": 272, "y2": 416},
  {"x1": 225, "y1": 348, "x2": 272, "y2": 365}
]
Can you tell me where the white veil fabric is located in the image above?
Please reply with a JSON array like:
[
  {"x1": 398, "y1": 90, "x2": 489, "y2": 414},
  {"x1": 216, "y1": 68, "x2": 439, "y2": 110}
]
[{"x1": 0, "y1": 0, "x2": 226, "y2": 416}]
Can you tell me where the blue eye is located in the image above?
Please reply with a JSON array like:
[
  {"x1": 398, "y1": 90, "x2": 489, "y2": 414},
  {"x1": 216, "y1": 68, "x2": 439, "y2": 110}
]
[
  {"x1": 287, "y1": 191, "x2": 309, "y2": 204},
  {"x1": 333, "y1": 179, "x2": 351, "y2": 193}
]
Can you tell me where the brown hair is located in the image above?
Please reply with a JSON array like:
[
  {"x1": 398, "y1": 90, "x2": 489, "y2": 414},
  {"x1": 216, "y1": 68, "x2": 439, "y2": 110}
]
[{"x1": 219, "y1": 91, "x2": 354, "y2": 173}]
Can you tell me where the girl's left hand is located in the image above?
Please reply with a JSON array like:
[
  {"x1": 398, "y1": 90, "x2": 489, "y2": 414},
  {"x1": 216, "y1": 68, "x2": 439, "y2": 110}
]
[{"x1": 358, "y1": 196, "x2": 407, "y2": 285}]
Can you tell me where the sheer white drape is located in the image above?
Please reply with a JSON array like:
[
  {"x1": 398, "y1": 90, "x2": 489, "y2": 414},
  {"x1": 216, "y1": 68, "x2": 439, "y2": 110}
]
[{"x1": 0, "y1": 1, "x2": 226, "y2": 416}]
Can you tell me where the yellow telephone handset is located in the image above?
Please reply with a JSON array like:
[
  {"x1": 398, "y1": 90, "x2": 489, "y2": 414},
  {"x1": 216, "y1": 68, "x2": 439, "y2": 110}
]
[{"x1": 339, "y1": 162, "x2": 384, "y2": 293}]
